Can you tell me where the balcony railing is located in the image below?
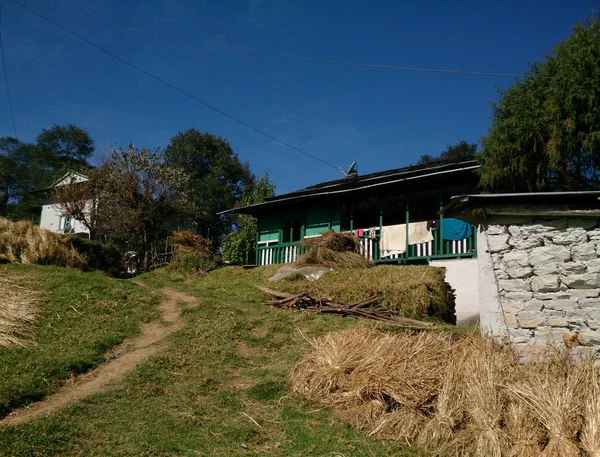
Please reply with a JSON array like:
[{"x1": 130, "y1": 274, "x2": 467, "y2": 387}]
[{"x1": 256, "y1": 224, "x2": 477, "y2": 266}]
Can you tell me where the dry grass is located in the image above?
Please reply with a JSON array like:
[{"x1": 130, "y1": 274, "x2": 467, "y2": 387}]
[
  {"x1": 297, "y1": 231, "x2": 373, "y2": 269},
  {"x1": 167, "y1": 231, "x2": 217, "y2": 275},
  {"x1": 291, "y1": 328, "x2": 600, "y2": 457},
  {"x1": 272, "y1": 265, "x2": 455, "y2": 321},
  {"x1": 0, "y1": 270, "x2": 40, "y2": 348},
  {"x1": 0, "y1": 217, "x2": 83, "y2": 267}
]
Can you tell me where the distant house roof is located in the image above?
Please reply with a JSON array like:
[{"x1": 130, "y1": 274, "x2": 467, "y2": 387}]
[
  {"x1": 442, "y1": 191, "x2": 600, "y2": 223},
  {"x1": 30, "y1": 171, "x2": 90, "y2": 195},
  {"x1": 221, "y1": 160, "x2": 480, "y2": 216}
]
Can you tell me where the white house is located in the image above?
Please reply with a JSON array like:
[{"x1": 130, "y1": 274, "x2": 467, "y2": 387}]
[{"x1": 38, "y1": 171, "x2": 91, "y2": 237}]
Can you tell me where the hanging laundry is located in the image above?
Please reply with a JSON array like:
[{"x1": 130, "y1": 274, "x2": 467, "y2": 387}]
[
  {"x1": 426, "y1": 219, "x2": 440, "y2": 230},
  {"x1": 442, "y1": 218, "x2": 472, "y2": 241},
  {"x1": 408, "y1": 221, "x2": 434, "y2": 245},
  {"x1": 368, "y1": 227, "x2": 378, "y2": 239},
  {"x1": 354, "y1": 228, "x2": 364, "y2": 238},
  {"x1": 380, "y1": 224, "x2": 406, "y2": 257}
]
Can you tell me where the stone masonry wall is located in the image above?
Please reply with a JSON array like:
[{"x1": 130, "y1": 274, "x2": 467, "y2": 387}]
[{"x1": 487, "y1": 217, "x2": 600, "y2": 359}]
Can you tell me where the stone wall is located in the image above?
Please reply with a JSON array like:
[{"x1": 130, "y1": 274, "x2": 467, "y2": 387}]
[{"x1": 485, "y1": 217, "x2": 600, "y2": 359}]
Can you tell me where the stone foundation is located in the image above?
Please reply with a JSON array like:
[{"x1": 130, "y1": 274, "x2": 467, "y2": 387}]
[{"x1": 484, "y1": 217, "x2": 600, "y2": 358}]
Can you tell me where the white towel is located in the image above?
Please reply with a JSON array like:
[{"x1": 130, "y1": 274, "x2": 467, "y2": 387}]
[
  {"x1": 408, "y1": 221, "x2": 434, "y2": 245},
  {"x1": 380, "y1": 224, "x2": 406, "y2": 257}
]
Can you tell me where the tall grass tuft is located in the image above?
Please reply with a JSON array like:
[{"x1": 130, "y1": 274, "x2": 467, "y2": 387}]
[
  {"x1": 0, "y1": 218, "x2": 83, "y2": 267},
  {"x1": 0, "y1": 270, "x2": 40, "y2": 348}
]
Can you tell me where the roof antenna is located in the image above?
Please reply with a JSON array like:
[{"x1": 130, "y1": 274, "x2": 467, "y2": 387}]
[{"x1": 339, "y1": 161, "x2": 357, "y2": 177}]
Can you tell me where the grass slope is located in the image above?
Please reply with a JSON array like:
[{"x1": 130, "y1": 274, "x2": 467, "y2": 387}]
[
  {"x1": 0, "y1": 265, "x2": 159, "y2": 418},
  {"x1": 0, "y1": 266, "x2": 418, "y2": 456}
]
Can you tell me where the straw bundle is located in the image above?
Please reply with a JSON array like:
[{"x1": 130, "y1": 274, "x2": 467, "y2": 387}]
[
  {"x1": 415, "y1": 338, "x2": 470, "y2": 452},
  {"x1": 343, "y1": 399, "x2": 387, "y2": 430},
  {"x1": 0, "y1": 271, "x2": 40, "y2": 348},
  {"x1": 289, "y1": 328, "x2": 375, "y2": 404},
  {"x1": 297, "y1": 231, "x2": 373, "y2": 269},
  {"x1": 579, "y1": 359, "x2": 600, "y2": 457},
  {"x1": 0, "y1": 217, "x2": 83, "y2": 267},
  {"x1": 506, "y1": 358, "x2": 581, "y2": 457},
  {"x1": 346, "y1": 331, "x2": 452, "y2": 410},
  {"x1": 504, "y1": 399, "x2": 544, "y2": 457},
  {"x1": 370, "y1": 407, "x2": 427, "y2": 443},
  {"x1": 460, "y1": 337, "x2": 515, "y2": 457}
]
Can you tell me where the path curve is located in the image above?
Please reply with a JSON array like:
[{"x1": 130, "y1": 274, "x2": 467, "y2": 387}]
[{"x1": 1, "y1": 284, "x2": 198, "y2": 426}]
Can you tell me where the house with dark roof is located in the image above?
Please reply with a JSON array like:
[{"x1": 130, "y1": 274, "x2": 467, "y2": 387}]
[{"x1": 222, "y1": 160, "x2": 481, "y2": 266}]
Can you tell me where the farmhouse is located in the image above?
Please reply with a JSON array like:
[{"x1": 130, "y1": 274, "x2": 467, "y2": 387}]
[
  {"x1": 223, "y1": 160, "x2": 482, "y2": 324},
  {"x1": 34, "y1": 171, "x2": 91, "y2": 237},
  {"x1": 443, "y1": 191, "x2": 600, "y2": 357}
]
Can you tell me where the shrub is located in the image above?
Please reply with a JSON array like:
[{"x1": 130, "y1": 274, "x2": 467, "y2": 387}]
[{"x1": 68, "y1": 237, "x2": 124, "y2": 277}]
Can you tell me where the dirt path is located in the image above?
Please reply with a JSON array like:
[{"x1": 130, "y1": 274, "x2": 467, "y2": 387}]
[{"x1": 1, "y1": 284, "x2": 198, "y2": 426}]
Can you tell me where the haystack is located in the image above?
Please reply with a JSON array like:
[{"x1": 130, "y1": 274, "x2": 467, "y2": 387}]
[
  {"x1": 0, "y1": 217, "x2": 83, "y2": 267},
  {"x1": 297, "y1": 231, "x2": 373, "y2": 269}
]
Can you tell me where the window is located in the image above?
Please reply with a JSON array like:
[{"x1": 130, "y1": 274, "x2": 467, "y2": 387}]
[{"x1": 281, "y1": 220, "x2": 302, "y2": 243}]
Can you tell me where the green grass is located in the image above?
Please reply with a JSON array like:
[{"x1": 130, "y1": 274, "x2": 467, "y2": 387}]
[
  {"x1": 0, "y1": 264, "x2": 159, "y2": 418},
  {"x1": 0, "y1": 265, "x2": 428, "y2": 456}
]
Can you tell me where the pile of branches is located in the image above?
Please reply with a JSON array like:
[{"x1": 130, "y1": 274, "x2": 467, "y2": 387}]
[{"x1": 257, "y1": 286, "x2": 433, "y2": 330}]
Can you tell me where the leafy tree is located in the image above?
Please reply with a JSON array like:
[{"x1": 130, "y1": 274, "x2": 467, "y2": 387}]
[
  {"x1": 95, "y1": 145, "x2": 189, "y2": 271},
  {"x1": 164, "y1": 129, "x2": 253, "y2": 245},
  {"x1": 222, "y1": 172, "x2": 275, "y2": 265},
  {"x1": 479, "y1": 12, "x2": 600, "y2": 192},
  {"x1": 416, "y1": 141, "x2": 478, "y2": 166},
  {"x1": 36, "y1": 124, "x2": 95, "y2": 174}
]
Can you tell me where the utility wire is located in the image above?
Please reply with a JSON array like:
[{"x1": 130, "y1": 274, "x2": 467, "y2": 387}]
[
  {"x1": 0, "y1": 6, "x2": 18, "y2": 138},
  {"x1": 12, "y1": 0, "x2": 344, "y2": 173},
  {"x1": 19, "y1": 0, "x2": 525, "y2": 78}
]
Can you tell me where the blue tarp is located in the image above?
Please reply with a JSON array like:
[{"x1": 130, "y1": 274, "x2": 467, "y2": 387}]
[{"x1": 442, "y1": 218, "x2": 472, "y2": 241}]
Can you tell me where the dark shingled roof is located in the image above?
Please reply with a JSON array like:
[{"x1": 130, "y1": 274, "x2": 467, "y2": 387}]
[{"x1": 220, "y1": 160, "x2": 480, "y2": 216}]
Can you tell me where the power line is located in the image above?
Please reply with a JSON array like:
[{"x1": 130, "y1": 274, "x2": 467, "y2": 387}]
[
  {"x1": 0, "y1": 6, "x2": 18, "y2": 138},
  {"x1": 12, "y1": 0, "x2": 344, "y2": 173},
  {"x1": 20, "y1": 0, "x2": 524, "y2": 78}
]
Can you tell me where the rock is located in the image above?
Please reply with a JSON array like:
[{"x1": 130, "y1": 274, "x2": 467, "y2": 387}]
[
  {"x1": 506, "y1": 267, "x2": 533, "y2": 279},
  {"x1": 544, "y1": 299, "x2": 578, "y2": 312},
  {"x1": 570, "y1": 289, "x2": 600, "y2": 300},
  {"x1": 517, "y1": 312, "x2": 545, "y2": 329},
  {"x1": 586, "y1": 258, "x2": 600, "y2": 274},
  {"x1": 578, "y1": 298, "x2": 600, "y2": 309},
  {"x1": 503, "y1": 313, "x2": 518, "y2": 328},
  {"x1": 588, "y1": 228, "x2": 600, "y2": 240},
  {"x1": 559, "y1": 261, "x2": 587, "y2": 275},
  {"x1": 509, "y1": 328, "x2": 534, "y2": 344},
  {"x1": 533, "y1": 263, "x2": 561, "y2": 276},
  {"x1": 570, "y1": 346, "x2": 597, "y2": 362},
  {"x1": 587, "y1": 320, "x2": 600, "y2": 331},
  {"x1": 530, "y1": 246, "x2": 570, "y2": 267},
  {"x1": 522, "y1": 299, "x2": 544, "y2": 312},
  {"x1": 551, "y1": 228, "x2": 588, "y2": 245},
  {"x1": 579, "y1": 330, "x2": 600, "y2": 346},
  {"x1": 498, "y1": 279, "x2": 531, "y2": 292},
  {"x1": 572, "y1": 242, "x2": 597, "y2": 261},
  {"x1": 487, "y1": 225, "x2": 508, "y2": 236},
  {"x1": 531, "y1": 276, "x2": 560, "y2": 293},
  {"x1": 502, "y1": 250, "x2": 529, "y2": 269},
  {"x1": 565, "y1": 309, "x2": 589, "y2": 326},
  {"x1": 563, "y1": 273, "x2": 600, "y2": 289},
  {"x1": 495, "y1": 269, "x2": 509, "y2": 279},
  {"x1": 504, "y1": 291, "x2": 534, "y2": 301},
  {"x1": 562, "y1": 331, "x2": 580, "y2": 348},
  {"x1": 548, "y1": 317, "x2": 568, "y2": 328},
  {"x1": 509, "y1": 235, "x2": 544, "y2": 250},
  {"x1": 533, "y1": 292, "x2": 571, "y2": 301},
  {"x1": 488, "y1": 234, "x2": 510, "y2": 253},
  {"x1": 507, "y1": 226, "x2": 522, "y2": 237}
]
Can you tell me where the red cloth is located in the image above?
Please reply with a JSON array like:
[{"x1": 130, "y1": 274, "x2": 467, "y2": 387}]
[{"x1": 354, "y1": 228, "x2": 364, "y2": 237}]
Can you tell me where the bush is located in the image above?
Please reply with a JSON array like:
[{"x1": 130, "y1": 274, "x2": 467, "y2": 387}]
[{"x1": 68, "y1": 237, "x2": 124, "y2": 277}]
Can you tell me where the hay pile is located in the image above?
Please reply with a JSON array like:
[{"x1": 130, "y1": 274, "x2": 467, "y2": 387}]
[
  {"x1": 0, "y1": 217, "x2": 83, "y2": 267},
  {"x1": 297, "y1": 231, "x2": 373, "y2": 269},
  {"x1": 167, "y1": 231, "x2": 217, "y2": 275},
  {"x1": 291, "y1": 328, "x2": 600, "y2": 457},
  {"x1": 0, "y1": 270, "x2": 40, "y2": 348}
]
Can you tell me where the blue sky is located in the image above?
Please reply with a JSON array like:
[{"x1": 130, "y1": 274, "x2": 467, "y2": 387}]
[{"x1": 0, "y1": 0, "x2": 597, "y2": 194}]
